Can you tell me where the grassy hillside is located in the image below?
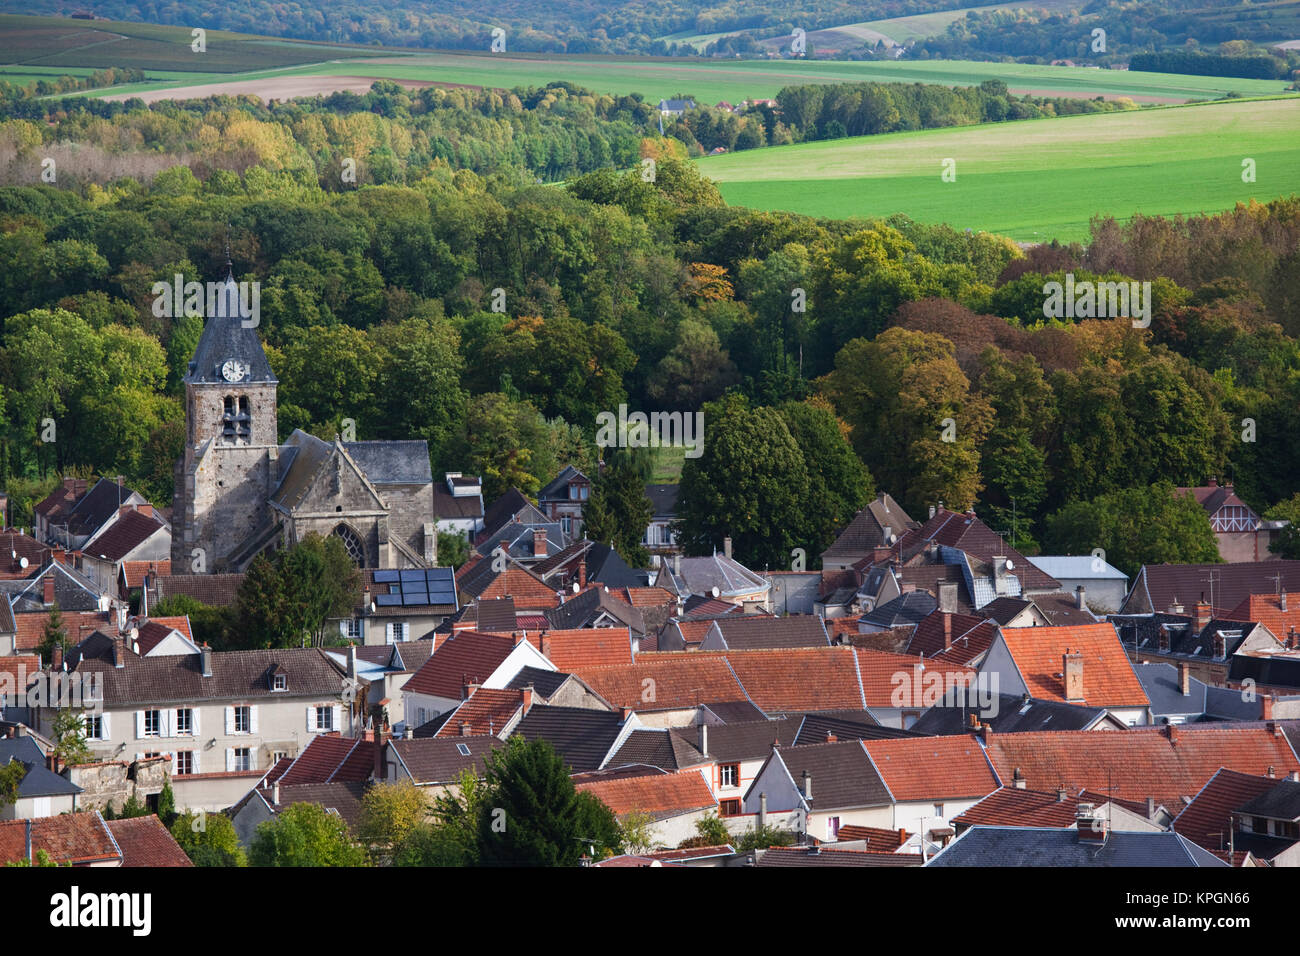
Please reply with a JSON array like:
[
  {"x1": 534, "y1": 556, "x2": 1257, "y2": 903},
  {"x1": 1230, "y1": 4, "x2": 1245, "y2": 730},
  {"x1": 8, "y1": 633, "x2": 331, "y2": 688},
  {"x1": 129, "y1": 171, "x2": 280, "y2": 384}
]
[{"x1": 697, "y1": 97, "x2": 1300, "y2": 241}]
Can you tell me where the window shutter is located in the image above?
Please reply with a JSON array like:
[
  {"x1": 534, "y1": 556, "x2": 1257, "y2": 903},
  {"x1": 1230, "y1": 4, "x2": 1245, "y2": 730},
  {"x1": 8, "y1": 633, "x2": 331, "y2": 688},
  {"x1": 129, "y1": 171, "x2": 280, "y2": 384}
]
[
  {"x1": 134, "y1": 711, "x2": 144, "y2": 739},
  {"x1": 249, "y1": 706, "x2": 259, "y2": 735},
  {"x1": 100, "y1": 713, "x2": 111, "y2": 740},
  {"x1": 385, "y1": 622, "x2": 394, "y2": 643},
  {"x1": 339, "y1": 620, "x2": 349, "y2": 636},
  {"x1": 332, "y1": 705, "x2": 341, "y2": 733},
  {"x1": 159, "y1": 709, "x2": 170, "y2": 738},
  {"x1": 307, "y1": 707, "x2": 317, "y2": 733},
  {"x1": 172, "y1": 752, "x2": 179, "y2": 775},
  {"x1": 224, "y1": 707, "x2": 234, "y2": 735},
  {"x1": 191, "y1": 751, "x2": 200, "y2": 774},
  {"x1": 190, "y1": 708, "x2": 200, "y2": 738},
  {"x1": 225, "y1": 748, "x2": 235, "y2": 772},
  {"x1": 135, "y1": 753, "x2": 143, "y2": 762}
]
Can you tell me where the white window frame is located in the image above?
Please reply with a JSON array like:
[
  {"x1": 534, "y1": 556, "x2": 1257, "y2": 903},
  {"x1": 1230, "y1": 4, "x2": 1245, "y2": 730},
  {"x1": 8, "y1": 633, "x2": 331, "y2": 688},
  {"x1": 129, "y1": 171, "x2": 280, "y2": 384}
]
[
  {"x1": 316, "y1": 705, "x2": 334, "y2": 732},
  {"x1": 143, "y1": 709, "x2": 161, "y2": 738},
  {"x1": 174, "y1": 708, "x2": 193, "y2": 736}
]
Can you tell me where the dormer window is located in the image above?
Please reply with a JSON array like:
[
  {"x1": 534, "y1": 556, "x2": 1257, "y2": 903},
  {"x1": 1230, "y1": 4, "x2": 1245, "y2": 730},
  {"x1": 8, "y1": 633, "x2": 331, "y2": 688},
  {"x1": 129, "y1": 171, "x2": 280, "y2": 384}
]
[{"x1": 273, "y1": 673, "x2": 287, "y2": 691}]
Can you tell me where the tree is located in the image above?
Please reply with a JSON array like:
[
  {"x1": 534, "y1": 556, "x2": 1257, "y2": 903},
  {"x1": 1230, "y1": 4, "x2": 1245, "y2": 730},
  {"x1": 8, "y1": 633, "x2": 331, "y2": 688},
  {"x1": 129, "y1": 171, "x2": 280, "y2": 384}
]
[
  {"x1": 672, "y1": 394, "x2": 811, "y2": 570},
  {"x1": 437, "y1": 530, "x2": 471, "y2": 569},
  {"x1": 582, "y1": 456, "x2": 654, "y2": 567},
  {"x1": 235, "y1": 534, "x2": 362, "y2": 648},
  {"x1": 51, "y1": 708, "x2": 91, "y2": 767},
  {"x1": 358, "y1": 780, "x2": 429, "y2": 862},
  {"x1": 36, "y1": 602, "x2": 69, "y2": 663},
  {"x1": 680, "y1": 812, "x2": 732, "y2": 848},
  {"x1": 250, "y1": 802, "x2": 367, "y2": 867},
  {"x1": 0, "y1": 760, "x2": 26, "y2": 813},
  {"x1": 475, "y1": 737, "x2": 618, "y2": 866},
  {"x1": 1043, "y1": 482, "x2": 1222, "y2": 579},
  {"x1": 734, "y1": 822, "x2": 797, "y2": 852},
  {"x1": 395, "y1": 768, "x2": 490, "y2": 867},
  {"x1": 171, "y1": 811, "x2": 247, "y2": 867},
  {"x1": 157, "y1": 777, "x2": 177, "y2": 828},
  {"x1": 647, "y1": 318, "x2": 738, "y2": 407},
  {"x1": 618, "y1": 810, "x2": 658, "y2": 855}
]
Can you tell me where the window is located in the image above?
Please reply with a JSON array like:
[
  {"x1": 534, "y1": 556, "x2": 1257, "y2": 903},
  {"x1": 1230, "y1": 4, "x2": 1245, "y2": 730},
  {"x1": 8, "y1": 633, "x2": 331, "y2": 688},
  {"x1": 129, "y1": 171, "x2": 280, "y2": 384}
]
[
  {"x1": 233, "y1": 748, "x2": 252, "y2": 772},
  {"x1": 272, "y1": 674, "x2": 287, "y2": 691},
  {"x1": 456, "y1": 743, "x2": 471, "y2": 757},
  {"x1": 237, "y1": 396, "x2": 251, "y2": 442},
  {"x1": 719, "y1": 763, "x2": 739, "y2": 788},
  {"x1": 84, "y1": 715, "x2": 104, "y2": 740},
  {"x1": 1253, "y1": 816, "x2": 1268, "y2": 834},
  {"x1": 143, "y1": 710, "x2": 161, "y2": 737},
  {"x1": 933, "y1": 803, "x2": 945, "y2": 818},
  {"x1": 561, "y1": 517, "x2": 572, "y2": 535},
  {"x1": 719, "y1": 799, "x2": 742, "y2": 817},
  {"x1": 234, "y1": 706, "x2": 251, "y2": 734},
  {"x1": 827, "y1": 816, "x2": 841, "y2": 841},
  {"x1": 271, "y1": 750, "x2": 289, "y2": 764},
  {"x1": 341, "y1": 618, "x2": 362, "y2": 641},
  {"x1": 386, "y1": 622, "x2": 409, "y2": 644},
  {"x1": 333, "y1": 524, "x2": 365, "y2": 566},
  {"x1": 175, "y1": 751, "x2": 194, "y2": 775},
  {"x1": 316, "y1": 706, "x2": 334, "y2": 732},
  {"x1": 222, "y1": 396, "x2": 236, "y2": 442},
  {"x1": 175, "y1": 708, "x2": 193, "y2": 736}
]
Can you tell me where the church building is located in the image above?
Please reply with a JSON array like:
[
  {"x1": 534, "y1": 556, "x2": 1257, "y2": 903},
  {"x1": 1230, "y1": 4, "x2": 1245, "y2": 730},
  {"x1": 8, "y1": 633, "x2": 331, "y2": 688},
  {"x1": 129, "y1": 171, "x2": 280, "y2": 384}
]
[{"x1": 171, "y1": 266, "x2": 437, "y2": 573}]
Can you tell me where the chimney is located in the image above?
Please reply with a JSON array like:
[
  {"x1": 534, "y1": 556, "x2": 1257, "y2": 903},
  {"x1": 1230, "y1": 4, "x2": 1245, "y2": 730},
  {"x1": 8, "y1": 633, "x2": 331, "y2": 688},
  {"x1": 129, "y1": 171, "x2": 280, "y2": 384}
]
[
  {"x1": 1164, "y1": 722, "x2": 1178, "y2": 744},
  {"x1": 1012, "y1": 767, "x2": 1026, "y2": 790},
  {"x1": 1207, "y1": 477, "x2": 1217, "y2": 488},
  {"x1": 673, "y1": 553, "x2": 681, "y2": 577},
  {"x1": 1056, "y1": 786, "x2": 1068, "y2": 802},
  {"x1": 723, "y1": 537, "x2": 732, "y2": 560},
  {"x1": 405, "y1": 726, "x2": 414, "y2": 740},
  {"x1": 347, "y1": 643, "x2": 357, "y2": 680},
  {"x1": 1063, "y1": 651, "x2": 1084, "y2": 702},
  {"x1": 1075, "y1": 585, "x2": 1086, "y2": 611},
  {"x1": 978, "y1": 722, "x2": 992, "y2": 743},
  {"x1": 1179, "y1": 662, "x2": 1190, "y2": 696},
  {"x1": 1282, "y1": 592, "x2": 1289, "y2": 613},
  {"x1": 521, "y1": 684, "x2": 534, "y2": 717},
  {"x1": 801, "y1": 770, "x2": 812, "y2": 801},
  {"x1": 698, "y1": 722, "x2": 708, "y2": 755},
  {"x1": 498, "y1": 540, "x2": 509, "y2": 560},
  {"x1": 136, "y1": 503, "x2": 153, "y2": 518},
  {"x1": 533, "y1": 528, "x2": 547, "y2": 558},
  {"x1": 620, "y1": 707, "x2": 633, "y2": 722},
  {"x1": 374, "y1": 725, "x2": 386, "y2": 781},
  {"x1": 43, "y1": 573, "x2": 54, "y2": 605},
  {"x1": 200, "y1": 644, "x2": 212, "y2": 677},
  {"x1": 1195, "y1": 600, "x2": 1212, "y2": 631},
  {"x1": 463, "y1": 681, "x2": 480, "y2": 699},
  {"x1": 577, "y1": 558, "x2": 586, "y2": 588},
  {"x1": 825, "y1": 732, "x2": 837, "y2": 743},
  {"x1": 1076, "y1": 805, "x2": 1104, "y2": 841},
  {"x1": 758, "y1": 792, "x2": 767, "y2": 828},
  {"x1": 51, "y1": 644, "x2": 63, "y2": 671},
  {"x1": 1261, "y1": 695, "x2": 1275, "y2": 720},
  {"x1": 938, "y1": 582, "x2": 957, "y2": 614},
  {"x1": 943, "y1": 613, "x2": 953, "y2": 649},
  {"x1": 541, "y1": 633, "x2": 552, "y2": 660},
  {"x1": 460, "y1": 721, "x2": 472, "y2": 737},
  {"x1": 272, "y1": 781, "x2": 281, "y2": 805},
  {"x1": 1146, "y1": 797, "x2": 1156, "y2": 820}
]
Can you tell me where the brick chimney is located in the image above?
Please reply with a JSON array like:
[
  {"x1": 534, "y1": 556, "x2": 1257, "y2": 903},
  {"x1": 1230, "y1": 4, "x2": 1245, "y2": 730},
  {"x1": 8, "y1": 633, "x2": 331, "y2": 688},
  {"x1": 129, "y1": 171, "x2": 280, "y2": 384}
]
[
  {"x1": 43, "y1": 573, "x2": 54, "y2": 606},
  {"x1": 1179, "y1": 662, "x2": 1190, "y2": 696},
  {"x1": 136, "y1": 503, "x2": 153, "y2": 518},
  {"x1": 620, "y1": 706, "x2": 633, "y2": 722},
  {"x1": 463, "y1": 680, "x2": 480, "y2": 699},
  {"x1": 541, "y1": 633, "x2": 552, "y2": 660},
  {"x1": 1063, "y1": 650, "x2": 1084, "y2": 702},
  {"x1": 825, "y1": 732, "x2": 837, "y2": 743},
  {"x1": 460, "y1": 721, "x2": 472, "y2": 736},
  {"x1": 521, "y1": 684, "x2": 534, "y2": 717},
  {"x1": 943, "y1": 613, "x2": 953, "y2": 649},
  {"x1": 533, "y1": 528, "x2": 547, "y2": 558},
  {"x1": 1164, "y1": 722, "x2": 1178, "y2": 744},
  {"x1": 1195, "y1": 599, "x2": 1212, "y2": 631},
  {"x1": 1261, "y1": 695, "x2": 1275, "y2": 720},
  {"x1": 978, "y1": 722, "x2": 992, "y2": 743},
  {"x1": 577, "y1": 557, "x2": 587, "y2": 588}
]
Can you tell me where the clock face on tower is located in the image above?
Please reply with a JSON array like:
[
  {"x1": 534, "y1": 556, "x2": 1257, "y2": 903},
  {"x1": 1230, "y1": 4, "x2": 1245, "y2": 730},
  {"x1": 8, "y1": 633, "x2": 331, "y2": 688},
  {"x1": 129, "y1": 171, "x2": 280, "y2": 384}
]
[{"x1": 221, "y1": 359, "x2": 249, "y2": 382}]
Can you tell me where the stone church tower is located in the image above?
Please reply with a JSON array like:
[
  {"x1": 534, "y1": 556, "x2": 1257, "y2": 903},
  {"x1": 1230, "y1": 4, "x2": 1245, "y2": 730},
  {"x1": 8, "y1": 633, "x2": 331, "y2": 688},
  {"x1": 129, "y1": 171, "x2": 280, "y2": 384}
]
[{"x1": 171, "y1": 266, "x2": 280, "y2": 573}]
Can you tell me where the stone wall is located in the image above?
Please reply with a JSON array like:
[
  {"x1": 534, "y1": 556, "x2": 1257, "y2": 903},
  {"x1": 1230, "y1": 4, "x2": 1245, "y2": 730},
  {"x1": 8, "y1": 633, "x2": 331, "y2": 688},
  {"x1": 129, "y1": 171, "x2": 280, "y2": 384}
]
[{"x1": 68, "y1": 756, "x2": 169, "y2": 812}]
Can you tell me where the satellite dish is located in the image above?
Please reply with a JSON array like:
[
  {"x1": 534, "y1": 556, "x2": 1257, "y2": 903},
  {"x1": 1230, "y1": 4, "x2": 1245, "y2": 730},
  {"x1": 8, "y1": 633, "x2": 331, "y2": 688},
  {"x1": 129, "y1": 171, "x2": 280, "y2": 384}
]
[
  {"x1": 19, "y1": 557, "x2": 28, "y2": 569},
  {"x1": 572, "y1": 581, "x2": 580, "y2": 593},
  {"x1": 1005, "y1": 559, "x2": 1014, "y2": 570},
  {"x1": 711, "y1": 586, "x2": 720, "y2": 599},
  {"x1": 888, "y1": 534, "x2": 897, "y2": 545}
]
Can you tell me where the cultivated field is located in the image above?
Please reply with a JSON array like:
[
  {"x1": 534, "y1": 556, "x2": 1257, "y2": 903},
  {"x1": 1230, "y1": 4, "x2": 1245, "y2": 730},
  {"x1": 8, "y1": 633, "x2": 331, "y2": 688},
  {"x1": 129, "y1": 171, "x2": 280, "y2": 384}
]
[
  {"x1": 82, "y1": 52, "x2": 1294, "y2": 105},
  {"x1": 697, "y1": 97, "x2": 1300, "y2": 242}
]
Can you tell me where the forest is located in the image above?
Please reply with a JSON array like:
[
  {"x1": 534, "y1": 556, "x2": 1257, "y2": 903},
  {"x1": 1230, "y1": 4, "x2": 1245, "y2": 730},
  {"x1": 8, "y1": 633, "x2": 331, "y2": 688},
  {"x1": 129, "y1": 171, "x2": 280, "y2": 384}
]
[{"x1": 1, "y1": 79, "x2": 1298, "y2": 572}]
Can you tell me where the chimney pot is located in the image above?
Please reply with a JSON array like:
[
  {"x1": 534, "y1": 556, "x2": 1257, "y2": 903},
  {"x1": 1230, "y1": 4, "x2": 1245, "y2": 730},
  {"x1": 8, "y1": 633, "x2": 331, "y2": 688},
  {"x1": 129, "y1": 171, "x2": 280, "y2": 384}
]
[
  {"x1": 460, "y1": 721, "x2": 472, "y2": 736},
  {"x1": 1075, "y1": 585, "x2": 1086, "y2": 610},
  {"x1": 698, "y1": 722, "x2": 708, "y2": 756},
  {"x1": 1062, "y1": 651, "x2": 1084, "y2": 702},
  {"x1": 1262, "y1": 695, "x2": 1275, "y2": 720},
  {"x1": 272, "y1": 781, "x2": 281, "y2": 805},
  {"x1": 200, "y1": 644, "x2": 212, "y2": 678},
  {"x1": 801, "y1": 769, "x2": 812, "y2": 801},
  {"x1": 1057, "y1": 786, "x2": 1068, "y2": 802},
  {"x1": 723, "y1": 537, "x2": 732, "y2": 560}
]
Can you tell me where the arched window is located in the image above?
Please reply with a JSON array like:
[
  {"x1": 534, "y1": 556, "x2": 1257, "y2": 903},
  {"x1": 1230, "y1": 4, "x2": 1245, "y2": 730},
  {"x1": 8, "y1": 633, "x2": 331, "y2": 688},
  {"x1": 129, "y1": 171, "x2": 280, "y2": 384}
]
[{"x1": 333, "y1": 524, "x2": 365, "y2": 566}]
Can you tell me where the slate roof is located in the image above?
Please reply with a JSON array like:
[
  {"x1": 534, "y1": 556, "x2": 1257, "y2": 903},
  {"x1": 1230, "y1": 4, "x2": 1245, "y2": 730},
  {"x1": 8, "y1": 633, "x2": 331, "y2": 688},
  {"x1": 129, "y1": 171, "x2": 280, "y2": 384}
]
[
  {"x1": 897, "y1": 509, "x2": 1059, "y2": 591},
  {"x1": 1235, "y1": 776, "x2": 1300, "y2": 820},
  {"x1": 546, "y1": 587, "x2": 645, "y2": 633},
  {"x1": 269, "y1": 431, "x2": 338, "y2": 512},
  {"x1": 997, "y1": 623, "x2": 1149, "y2": 708},
  {"x1": 794, "y1": 712, "x2": 919, "y2": 745},
  {"x1": 820, "y1": 494, "x2": 916, "y2": 564},
  {"x1": 480, "y1": 488, "x2": 544, "y2": 543},
  {"x1": 700, "y1": 699, "x2": 768, "y2": 723},
  {"x1": 83, "y1": 509, "x2": 166, "y2": 562},
  {"x1": 983, "y1": 725, "x2": 1300, "y2": 808},
  {"x1": 1031, "y1": 591, "x2": 1100, "y2": 626},
  {"x1": 508, "y1": 704, "x2": 627, "y2": 772},
  {"x1": 106, "y1": 816, "x2": 193, "y2": 867},
  {"x1": 65, "y1": 646, "x2": 349, "y2": 707},
  {"x1": 0, "y1": 737, "x2": 82, "y2": 797},
  {"x1": 1134, "y1": 662, "x2": 1212, "y2": 718},
  {"x1": 671, "y1": 718, "x2": 800, "y2": 762},
  {"x1": 707, "y1": 615, "x2": 829, "y2": 650},
  {"x1": 1122, "y1": 560, "x2": 1300, "y2": 616},
  {"x1": 576, "y1": 770, "x2": 716, "y2": 817},
  {"x1": 1025, "y1": 555, "x2": 1128, "y2": 581},
  {"x1": 476, "y1": 520, "x2": 569, "y2": 561},
  {"x1": 645, "y1": 484, "x2": 679, "y2": 517},
  {"x1": 64, "y1": 477, "x2": 145, "y2": 538},
  {"x1": 764, "y1": 741, "x2": 894, "y2": 811},
  {"x1": 388, "y1": 735, "x2": 498, "y2": 784},
  {"x1": 341, "y1": 441, "x2": 431, "y2": 485},
  {"x1": 466, "y1": 596, "x2": 517, "y2": 633},
  {"x1": 5, "y1": 562, "x2": 104, "y2": 613},
  {"x1": 34, "y1": 477, "x2": 88, "y2": 520},
  {"x1": 980, "y1": 597, "x2": 1032, "y2": 625},
  {"x1": 537, "y1": 465, "x2": 587, "y2": 502},
  {"x1": 659, "y1": 554, "x2": 769, "y2": 599},
  {"x1": 607, "y1": 729, "x2": 710, "y2": 772},
  {"x1": 150, "y1": 572, "x2": 245, "y2": 608},
  {"x1": 403, "y1": 630, "x2": 519, "y2": 700},
  {"x1": 1172, "y1": 768, "x2": 1282, "y2": 861},
  {"x1": 909, "y1": 693, "x2": 1106, "y2": 735},
  {"x1": 1228, "y1": 654, "x2": 1300, "y2": 690},
  {"x1": 861, "y1": 591, "x2": 936, "y2": 628},
  {"x1": 185, "y1": 270, "x2": 277, "y2": 385},
  {"x1": 756, "y1": 846, "x2": 923, "y2": 867},
  {"x1": 505, "y1": 665, "x2": 573, "y2": 699},
  {"x1": 584, "y1": 542, "x2": 648, "y2": 589},
  {"x1": 926, "y1": 826, "x2": 1227, "y2": 867},
  {"x1": 0, "y1": 812, "x2": 120, "y2": 866}
]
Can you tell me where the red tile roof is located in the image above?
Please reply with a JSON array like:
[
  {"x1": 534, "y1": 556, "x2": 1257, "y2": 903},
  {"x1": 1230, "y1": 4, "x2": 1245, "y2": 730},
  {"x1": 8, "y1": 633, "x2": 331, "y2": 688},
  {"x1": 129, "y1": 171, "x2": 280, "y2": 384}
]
[
  {"x1": 34, "y1": 478, "x2": 88, "y2": 519},
  {"x1": 83, "y1": 509, "x2": 166, "y2": 562},
  {"x1": 1172, "y1": 767, "x2": 1280, "y2": 861},
  {"x1": 1228, "y1": 593, "x2": 1300, "y2": 646},
  {"x1": 862, "y1": 736, "x2": 1000, "y2": 801},
  {"x1": 14, "y1": 610, "x2": 111, "y2": 651},
  {"x1": 434, "y1": 688, "x2": 524, "y2": 738},
  {"x1": 953, "y1": 786, "x2": 1151, "y2": 829},
  {"x1": 277, "y1": 733, "x2": 377, "y2": 785},
  {"x1": 106, "y1": 815, "x2": 193, "y2": 867},
  {"x1": 620, "y1": 587, "x2": 676, "y2": 608},
  {"x1": 985, "y1": 725, "x2": 1300, "y2": 809},
  {"x1": 404, "y1": 630, "x2": 520, "y2": 699},
  {"x1": 723, "y1": 647, "x2": 864, "y2": 711},
  {"x1": 466, "y1": 566, "x2": 562, "y2": 609},
  {"x1": 833, "y1": 824, "x2": 910, "y2": 850},
  {"x1": 573, "y1": 654, "x2": 746, "y2": 709},
  {"x1": 541, "y1": 627, "x2": 633, "y2": 670},
  {"x1": 0, "y1": 812, "x2": 119, "y2": 865},
  {"x1": 998, "y1": 623, "x2": 1149, "y2": 708},
  {"x1": 576, "y1": 770, "x2": 716, "y2": 817},
  {"x1": 0, "y1": 532, "x2": 57, "y2": 579},
  {"x1": 854, "y1": 648, "x2": 977, "y2": 708},
  {"x1": 121, "y1": 560, "x2": 171, "y2": 589},
  {"x1": 0, "y1": 655, "x2": 42, "y2": 691},
  {"x1": 134, "y1": 616, "x2": 194, "y2": 654}
]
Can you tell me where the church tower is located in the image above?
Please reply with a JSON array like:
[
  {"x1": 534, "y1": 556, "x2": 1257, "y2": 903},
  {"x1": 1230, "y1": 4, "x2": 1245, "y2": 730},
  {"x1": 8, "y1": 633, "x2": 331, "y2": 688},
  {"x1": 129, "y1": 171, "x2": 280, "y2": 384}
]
[{"x1": 171, "y1": 264, "x2": 280, "y2": 572}]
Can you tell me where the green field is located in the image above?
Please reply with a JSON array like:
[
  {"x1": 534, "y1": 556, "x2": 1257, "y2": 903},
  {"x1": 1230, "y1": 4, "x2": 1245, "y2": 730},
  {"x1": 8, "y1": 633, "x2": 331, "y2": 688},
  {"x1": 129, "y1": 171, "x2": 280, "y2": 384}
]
[
  {"x1": 94, "y1": 52, "x2": 1294, "y2": 104},
  {"x1": 0, "y1": 14, "x2": 396, "y2": 73},
  {"x1": 697, "y1": 98, "x2": 1300, "y2": 242}
]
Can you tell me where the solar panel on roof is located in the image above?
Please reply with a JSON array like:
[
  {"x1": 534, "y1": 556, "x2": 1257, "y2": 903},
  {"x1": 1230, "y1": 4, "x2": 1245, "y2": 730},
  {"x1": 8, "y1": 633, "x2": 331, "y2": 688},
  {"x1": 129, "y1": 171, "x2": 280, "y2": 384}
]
[
  {"x1": 373, "y1": 570, "x2": 400, "y2": 584},
  {"x1": 375, "y1": 594, "x2": 402, "y2": 606},
  {"x1": 428, "y1": 587, "x2": 456, "y2": 604},
  {"x1": 400, "y1": 570, "x2": 424, "y2": 584},
  {"x1": 402, "y1": 592, "x2": 428, "y2": 606}
]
